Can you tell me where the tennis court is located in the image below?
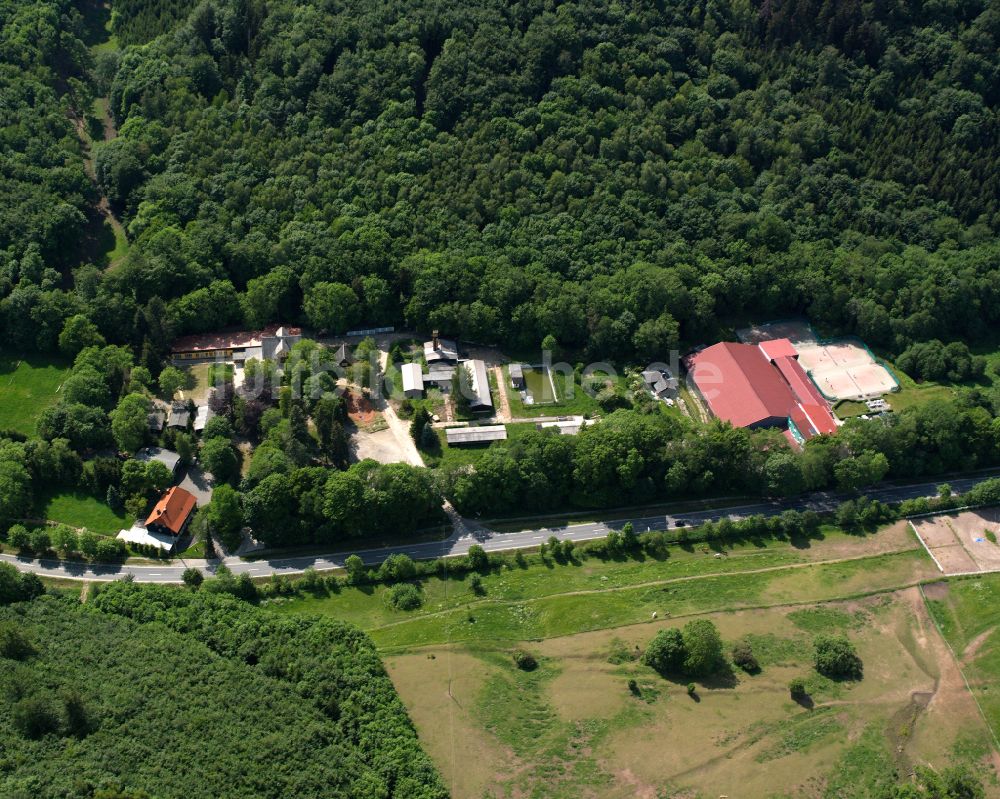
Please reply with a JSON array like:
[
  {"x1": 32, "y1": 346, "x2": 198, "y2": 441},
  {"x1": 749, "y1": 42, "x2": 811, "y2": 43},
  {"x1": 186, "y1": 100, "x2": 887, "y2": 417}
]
[{"x1": 795, "y1": 340, "x2": 897, "y2": 401}]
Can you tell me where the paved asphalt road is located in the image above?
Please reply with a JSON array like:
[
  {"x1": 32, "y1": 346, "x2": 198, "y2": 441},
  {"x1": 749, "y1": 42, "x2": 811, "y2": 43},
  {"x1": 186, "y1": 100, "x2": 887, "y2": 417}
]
[{"x1": 3, "y1": 472, "x2": 997, "y2": 584}]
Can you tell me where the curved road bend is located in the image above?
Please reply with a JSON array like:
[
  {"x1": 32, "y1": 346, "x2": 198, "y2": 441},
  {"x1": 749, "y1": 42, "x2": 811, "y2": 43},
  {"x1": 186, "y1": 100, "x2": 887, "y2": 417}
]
[{"x1": 3, "y1": 473, "x2": 997, "y2": 584}]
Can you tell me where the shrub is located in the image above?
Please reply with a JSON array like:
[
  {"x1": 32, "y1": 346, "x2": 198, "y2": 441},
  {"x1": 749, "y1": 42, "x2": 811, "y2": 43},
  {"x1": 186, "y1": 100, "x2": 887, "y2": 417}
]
[
  {"x1": 682, "y1": 619, "x2": 725, "y2": 677},
  {"x1": 731, "y1": 639, "x2": 759, "y2": 673},
  {"x1": 467, "y1": 544, "x2": 489, "y2": 573},
  {"x1": 379, "y1": 553, "x2": 417, "y2": 583},
  {"x1": 7, "y1": 524, "x2": 31, "y2": 552},
  {"x1": 814, "y1": 634, "x2": 863, "y2": 679},
  {"x1": 642, "y1": 628, "x2": 686, "y2": 673},
  {"x1": 386, "y1": 583, "x2": 423, "y2": 611},
  {"x1": 182, "y1": 568, "x2": 204, "y2": 590},
  {"x1": 686, "y1": 682, "x2": 697, "y2": 697},
  {"x1": 344, "y1": 554, "x2": 366, "y2": 584},
  {"x1": 512, "y1": 650, "x2": 537, "y2": 671},
  {"x1": 627, "y1": 678, "x2": 640, "y2": 695},
  {"x1": 13, "y1": 696, "x2": 61, "y2": 739},
  {"x1": 94, "y1": 537, "x2": 126, "y2": 562},
  {"x1": 469, "y1": 574, "x2": 485, "y2": 595},
  {"x1": 789, "y1": 677, "x2": 807, "y2": 698},
  {"x1": 29, "y1": 529, "x2": 51, "y2": 554},
  {"x1": 77, "y1": 531, "x2": 99, "y2": 559},
  {"x1": 0, "y1": 622, "x2": 36, "y2": 660},
  {"x1": 299, "y1": 566, "x2": 321, "y2": 592}
]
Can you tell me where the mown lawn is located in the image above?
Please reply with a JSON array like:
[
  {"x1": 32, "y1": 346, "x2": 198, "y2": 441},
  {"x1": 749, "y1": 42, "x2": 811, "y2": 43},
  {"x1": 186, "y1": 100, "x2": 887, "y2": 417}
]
[
  {"x1": 506, "y1": 365, "x2": 610, "y2": 418},
  {"x1": 35, "y1": 488, "x2": 129, "y2": 536},
  {"x1": 0, "y1": 354, "x2": 71, "y2": 436}
]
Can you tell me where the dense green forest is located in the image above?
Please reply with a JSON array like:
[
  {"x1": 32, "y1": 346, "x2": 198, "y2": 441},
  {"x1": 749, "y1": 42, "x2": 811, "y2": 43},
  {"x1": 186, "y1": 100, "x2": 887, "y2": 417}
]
[
  {"x1": 2, "y1": 0, "x2": 1000, "y2": 544},
  {"x1": 0, "y1": 575, "x2": 445, "y2": 798},
  {"x1": 2, "y1": 0, "x2": 999, "y2": 361}
]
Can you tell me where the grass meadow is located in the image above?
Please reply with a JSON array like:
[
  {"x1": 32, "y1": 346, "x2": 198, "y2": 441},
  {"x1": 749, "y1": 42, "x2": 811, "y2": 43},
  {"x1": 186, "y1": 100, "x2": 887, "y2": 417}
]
[{"x1": 0, "y1": 354, "x2": 70, "y2": 436}]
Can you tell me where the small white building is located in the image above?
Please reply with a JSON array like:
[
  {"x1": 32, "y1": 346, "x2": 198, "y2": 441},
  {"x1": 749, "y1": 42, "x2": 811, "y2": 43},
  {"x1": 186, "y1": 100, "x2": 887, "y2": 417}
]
[
  {"x1": 401, "y1": 362, "x2": 424, "y2": 398},
  {"x1": 537, "y1": 416, "x2": 588, "y2": 435},
  {"x1": 193, "y1": 404, "x2": 216, "y2": 433}
]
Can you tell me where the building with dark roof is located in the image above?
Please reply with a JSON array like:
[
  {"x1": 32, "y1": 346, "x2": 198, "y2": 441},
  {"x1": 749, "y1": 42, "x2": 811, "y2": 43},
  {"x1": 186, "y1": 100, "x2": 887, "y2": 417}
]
[
  {"x1": 641, "y1": 369, "x2": 679, "y2": 399},
  {"x1": 509, "y1": 363, "x2": 525, "y2": 389},
  {"x1": 332, "y1": 343, "x2": 353, "y2": 367},
  {"x1": 135, "y1": 446, "x2": 182, "y2": 477},
  {"x1": 167, "y1": 402, "x2": 191, "y2": 429}
]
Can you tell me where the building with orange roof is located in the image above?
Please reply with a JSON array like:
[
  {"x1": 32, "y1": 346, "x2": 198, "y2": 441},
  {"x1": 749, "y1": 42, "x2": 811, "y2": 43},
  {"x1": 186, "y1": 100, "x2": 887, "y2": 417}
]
[{"x1": 145, "y1": 486, "x2": 198, "y2": 537}]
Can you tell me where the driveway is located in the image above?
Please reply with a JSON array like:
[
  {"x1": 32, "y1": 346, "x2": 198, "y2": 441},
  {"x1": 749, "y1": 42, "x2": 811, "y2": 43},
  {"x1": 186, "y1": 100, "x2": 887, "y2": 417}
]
[{"x1": 178, "y1": 465, "x2": 214, "y2": 506}]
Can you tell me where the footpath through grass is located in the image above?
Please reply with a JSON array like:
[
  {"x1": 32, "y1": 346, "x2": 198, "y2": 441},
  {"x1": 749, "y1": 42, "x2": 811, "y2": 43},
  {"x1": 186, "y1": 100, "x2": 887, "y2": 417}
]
[
  {"x1": 924, "y1": 574, "x2": 1000, "y2": 742},
  {"x1": 270, "y1": 525, "x2": 934, "y2": 650}
]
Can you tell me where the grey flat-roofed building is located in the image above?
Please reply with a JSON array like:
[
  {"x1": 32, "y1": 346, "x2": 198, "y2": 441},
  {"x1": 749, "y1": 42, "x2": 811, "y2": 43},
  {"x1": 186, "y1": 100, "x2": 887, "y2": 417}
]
[
  {"x1": 167, "y1": 402, "x2": 191, "y2": 429},
  {"x1": 425, "y1": 367, "x2": 455, "y2": 387},
  {"x1": 537, "y1": 418, "x2": 587, "y2": 435},
  {"x1": 445, "y1": 425, "x2": 508, "y2": 445},
  {"x1": 401, "y1": 362, "x2": 424, "y2": 398},
  {"x1": 135, "y1": 446, "x2": 182, "y2": 477}
]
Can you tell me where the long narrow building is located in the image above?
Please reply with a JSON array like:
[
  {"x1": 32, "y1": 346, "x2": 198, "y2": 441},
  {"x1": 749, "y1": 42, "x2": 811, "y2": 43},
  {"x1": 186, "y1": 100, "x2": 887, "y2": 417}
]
[{"x1": 685, "y1": 339, "x2": 837, "y2": 444}]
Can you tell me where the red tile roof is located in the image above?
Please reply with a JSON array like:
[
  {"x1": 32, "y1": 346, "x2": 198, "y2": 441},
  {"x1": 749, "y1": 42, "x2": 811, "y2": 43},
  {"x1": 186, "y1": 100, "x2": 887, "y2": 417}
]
[
  {"x1": 772, "y1": 355, "x2": 827, "y2": 407},
  {"x1": 800, "y1": 402, "x2": 838, "y2": 436},
  {"x1": 688, "y1": 343, "x2": 797, "y2": 428},
  {"x1": 758, "y1": 338, "x2": 798, "y2": 361},
  {"x1": 145, "y1": 486, "x2": 197, "y2": 536},
  {"x1": 789, "y1": 405, "x2": 813, "y2": 440},
  {"x1": 171, "y1": 325, "x2": 302, "y2": 354}
]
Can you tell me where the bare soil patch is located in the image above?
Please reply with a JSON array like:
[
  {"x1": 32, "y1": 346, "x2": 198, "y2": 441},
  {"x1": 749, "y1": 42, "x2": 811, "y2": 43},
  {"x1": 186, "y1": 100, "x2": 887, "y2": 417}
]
[{"x1": 912, "y1": 510, "x2": 1000, "y2": 574}]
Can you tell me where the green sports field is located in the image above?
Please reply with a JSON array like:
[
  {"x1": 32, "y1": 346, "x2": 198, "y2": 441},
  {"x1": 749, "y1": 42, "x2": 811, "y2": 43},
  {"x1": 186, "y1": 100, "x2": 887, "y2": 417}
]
[{"x1": 0, "y1": 354, "x2": 70, "y2": 436}]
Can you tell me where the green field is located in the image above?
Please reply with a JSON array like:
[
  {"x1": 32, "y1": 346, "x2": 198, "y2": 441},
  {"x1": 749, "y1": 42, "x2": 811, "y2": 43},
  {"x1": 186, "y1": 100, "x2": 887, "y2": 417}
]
[
  {"x1": 269, "y1": 523, "x2": 932, "y2": 649},
  {"x1": 506, "y1": 365, "x2": 608, "y2": 418},
  {"x1": 35, "y1": 488, "x2": 129, "y2": 536},
  {"x1": 924, "y1": 575, "x2": 1000, "y2": 742},
  {"x1": 272, "y1": 522, "x2": 993, "y2": 798},
  {"x1": 0, "y1": 355, "x2": 70, "y2": 436}
]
